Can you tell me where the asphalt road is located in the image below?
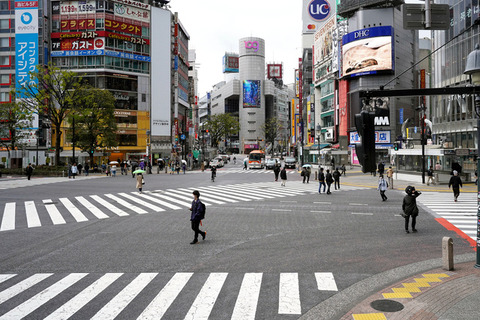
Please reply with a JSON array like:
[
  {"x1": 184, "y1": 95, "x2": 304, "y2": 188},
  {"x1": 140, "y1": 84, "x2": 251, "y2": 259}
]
[{"x1": 0, "y1": 162, "x2": 474, "y2": 319}]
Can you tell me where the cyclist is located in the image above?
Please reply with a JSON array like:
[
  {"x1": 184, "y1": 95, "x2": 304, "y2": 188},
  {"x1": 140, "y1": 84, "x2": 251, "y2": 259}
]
[{"x1": 211, "y1": 165, "x2": 217, "y2": 182}]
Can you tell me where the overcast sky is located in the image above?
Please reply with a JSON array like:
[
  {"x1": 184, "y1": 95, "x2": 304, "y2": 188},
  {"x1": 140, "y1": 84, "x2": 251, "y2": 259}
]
[{"x1": 169, "y1": 0, "x2": 303, "y2": 97}]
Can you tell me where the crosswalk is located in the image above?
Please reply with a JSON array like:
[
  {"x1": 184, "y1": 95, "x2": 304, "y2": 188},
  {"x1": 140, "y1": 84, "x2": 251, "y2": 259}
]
[
  {"x1": 193, "y1": 168, "x2": 299, "y2": 174},
  {"x1": 0, "y1": 271, "x2": 338, "y2": 319},
  {"x1": 417, "y1": 192, "x2": 477, "y2": 242},
  {"x1": 0, "y1": 182, "x2": 367, "y2": 232}
]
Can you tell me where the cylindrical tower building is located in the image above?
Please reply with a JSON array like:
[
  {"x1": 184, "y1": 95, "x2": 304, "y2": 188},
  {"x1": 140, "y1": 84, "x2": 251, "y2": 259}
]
[{"x1": 239, "y1": 37, "x2": 266, "y2": 153}]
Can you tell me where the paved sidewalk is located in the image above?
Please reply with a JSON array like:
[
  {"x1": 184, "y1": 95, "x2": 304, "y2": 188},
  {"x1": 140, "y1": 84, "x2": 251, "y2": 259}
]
[
  {"x1": 300, "y1": 253, "x2": 480, "y2": 320},
  {"x1": 0, "y1": 175, "x2": 104, "y2": 189}
]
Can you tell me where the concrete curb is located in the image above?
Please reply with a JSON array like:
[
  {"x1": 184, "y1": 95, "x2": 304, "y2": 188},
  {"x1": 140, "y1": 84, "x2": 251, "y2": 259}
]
[{"x1": 299, "y1": 252, "x2": 476, "y2": 320}]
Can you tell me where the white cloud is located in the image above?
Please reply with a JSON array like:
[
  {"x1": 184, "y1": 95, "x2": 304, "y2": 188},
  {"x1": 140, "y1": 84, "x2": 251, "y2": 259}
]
[{"x1": 169, "y1": 0, "x2": 302, "y2": 96}]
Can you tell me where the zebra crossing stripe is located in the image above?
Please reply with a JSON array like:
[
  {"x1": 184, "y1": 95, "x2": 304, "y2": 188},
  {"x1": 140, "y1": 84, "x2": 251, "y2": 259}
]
[
  {"x1": 149, "y1": 193, "x2": 193, "y2": 208},
  {"x1": 0, "y1": 202, "x2": 15, "y2": 231},
  {"x1": 184, "y1": 273, "x2": 228, "y2": 320},
  {"x1": 91, "y1": 273, "x2": 157, "y2": 320},
  {"x1": 194, "y1": 187, "x2": 245, "y2": 202},
  {"x1": 43, "y1": 199, "x2": 67, "y2": 225},
  {"x1": 59, "y1": 198, "x2": 89, "y2": 222},
  {"x1": 90, "y1": 195, "x2": 129, "y2": 217},
  {"x1": 278, "y1": 273, "x2": 301, "y2": 315},
  {"x1": 173, "y1": 188, "x2": 222, "y2": 205},
  {"x1": 315, "y1": 272, "x2": 338, "y2": 291},
  {"x1": 179, "y1": 188, "x2": 226, "y2": 205},
  {"x1": 0, "y1": 273, "x2": 53, "y2": 305},
  {"x1": 118, "y1": 193, "x2": 164, "y2": 212},
  {"x1": 163, "y1": 190, "x2": 209, "y2": 205},
  {"x1": 104, "y1": 194, "x2": 148, "y2": 214},
  {"x1": 134, "y1": 193, "x2": 182, "y2": 210},
  {"x1": 25, "y1": 201, "x2": 41, "y2": 228},
  {"x1": 182, "y1": 188, "x2": 237, "y2": 203},
  {"x1": 221, "y1": 185, "x2": 275, "y2": 199},
  {"x1": 0, "y1": 273, "x2": 87, "y2": 320},
  {"x1": 229, "y1": 185, "x2": 284, "y2": 198},
  {"x1": 44, "y1": 273, "x2": 123, "y2": 320},
  {"x1": 75, "y1": 196, "x2": 110, "y2": 219},
  {"x1": 207, "y1": 186, "x2": 263, "y2": 200},
  {"x1": 0, "y1": 274, "x2": 16, "y2": 284},
  {"x1": 137, "y1": 272, "x2": 193, "y2": 320},
  {"x1": 231, "y1": 273, "x2": 263, "y2": 320}
]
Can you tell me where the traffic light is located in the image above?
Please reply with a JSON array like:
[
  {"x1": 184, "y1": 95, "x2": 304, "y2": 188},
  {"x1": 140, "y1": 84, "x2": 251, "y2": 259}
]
[
  {"x1": 355, "y1": 110, "x2": 376, "y2": 173},
  {"x1": 393, "y1": 142, "x2": 399, "y2": 151}
]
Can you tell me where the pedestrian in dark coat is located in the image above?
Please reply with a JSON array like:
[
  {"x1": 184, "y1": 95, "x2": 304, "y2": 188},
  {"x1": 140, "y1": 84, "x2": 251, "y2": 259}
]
[
  {"x1": 280, "y1": 167, "x2": 287, "y2": 186},
  {"x1": 377, "y1": 162, "x2": 385, "y2": 176},
  {"x1": 189, "y1": 190, "x2": 206, "y2": 244},
  {"x1": 273, "y1": 164, "x2": 280, "y2": 181},
  {"x1": 318, "y1": 168, "x2": 326, "y2": 193},
  {"x1": 341, "y1": 164, "x2": 346, "y2": 176},
  {"x1": 25, "y1": 163, "x2": 34, "y2": 180},
  {"x1": 84, "y1": 163, "x2": 90, "y2": 176},
  {"x1": 325, "y1": 169, "x2": 334, "y2": 194},
  {"x1": 448, "y1": 170, "x2": 463, "y2": 202},
  {"x1": 333, "y1": 168, "x2": 341, "y2": 190},
  {"x1": 306, "y1": 166, "x2": 311, "y2": 183},
  {"x1": 402, "y1": 185, "x2": 421, "y2": 233},
  {"x1": 301, "y1": 167, "x2": 307, "y2": 183}
]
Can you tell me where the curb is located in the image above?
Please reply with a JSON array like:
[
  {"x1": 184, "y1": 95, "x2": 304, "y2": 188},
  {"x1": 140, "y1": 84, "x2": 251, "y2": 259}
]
[{"x1": 299, "y1": 253, "x2": 476, "y2": 320}]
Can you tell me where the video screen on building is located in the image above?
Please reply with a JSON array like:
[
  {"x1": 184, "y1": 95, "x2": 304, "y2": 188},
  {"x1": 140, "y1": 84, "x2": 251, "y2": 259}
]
[
  {"x1": 341, "y1": 26, "x2": 394, "y2": 78},
  {"x1": 243, "y1": 80, "x2": 261, "y2": 108}
]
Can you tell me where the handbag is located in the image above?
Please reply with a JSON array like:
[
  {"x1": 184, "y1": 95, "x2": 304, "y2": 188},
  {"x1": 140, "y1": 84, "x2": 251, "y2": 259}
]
[
  {"x1": 142, "y1": 178, "x2": 145, "y2": 185},
  {"x1": 400, "y1": 212, "x2": 407, "y2": 218}
]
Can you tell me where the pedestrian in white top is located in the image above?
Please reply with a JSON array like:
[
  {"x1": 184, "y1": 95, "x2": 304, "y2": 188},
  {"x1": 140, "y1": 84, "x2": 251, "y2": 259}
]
[
  {"x1": 71, "y1": 163, "x2": 78, "y2": 179},
  {"x1": 378, "y1": 174, "x2": 388, "y2": 201}
]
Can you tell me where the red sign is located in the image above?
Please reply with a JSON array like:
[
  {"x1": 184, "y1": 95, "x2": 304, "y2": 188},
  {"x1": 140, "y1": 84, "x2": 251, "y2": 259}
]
[
  {"x1": 105, "y1": 19, "x2": 141, "y2": 36},
  {"x1": 51, "y1": 31, "x2": 149, "y2": 44},
  {"x1": 15, "y1": 1, "x2": 38, "y2": 8},
  {"x1": 61, "y1": 19, "x2": 95, "y2": 31},
  {"x1": 60, "y1": 38, "x2": 104, "y2": 51}
]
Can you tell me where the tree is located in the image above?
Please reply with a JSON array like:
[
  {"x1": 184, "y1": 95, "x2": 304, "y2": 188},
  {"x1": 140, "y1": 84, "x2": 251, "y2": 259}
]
[
  {"x1": 262, "y1": 117, "x2": 282, "y2": 155},
  {"x1": 204, "y1": 113, "x2": 240, "y2": 147},
  {"x1": 0, "y1": 101, "x2": 34, "y2": 167},
  {"x1": 67, "y1": 88, "x2": 118, "y2": 165},
  {"x1": 14, "y1": 63, "x2": 87, "y2": 165}
]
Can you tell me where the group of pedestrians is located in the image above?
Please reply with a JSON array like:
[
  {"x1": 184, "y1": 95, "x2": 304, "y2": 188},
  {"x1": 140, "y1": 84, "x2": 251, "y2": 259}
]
[{"x1": 318, "y1": 167, "x2": 341, "y2": 194}]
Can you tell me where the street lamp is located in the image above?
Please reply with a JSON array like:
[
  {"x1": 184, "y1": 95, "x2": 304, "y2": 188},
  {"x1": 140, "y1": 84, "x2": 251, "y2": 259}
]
[
  {"x1": 415, "y1": 105, "x2": 426, "y2": 184},
  {"x1": 464, "y1": 43, "x2": 480, "y2": 269}
]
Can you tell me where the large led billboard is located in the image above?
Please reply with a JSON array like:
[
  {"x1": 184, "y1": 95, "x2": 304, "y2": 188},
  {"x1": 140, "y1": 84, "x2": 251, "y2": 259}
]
[
  {"x1": 243, "y1": 80, "x2": 261, "y2": 108},
  {"x1": 223, "y1": 54, "x2": 239, "y2": 73},
  {"x1": 341, "y1": 26, "x2": 394, "y2": 78}
]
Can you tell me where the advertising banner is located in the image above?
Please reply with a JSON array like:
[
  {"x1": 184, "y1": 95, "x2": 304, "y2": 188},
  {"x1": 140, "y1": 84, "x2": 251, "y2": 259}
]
[
  {"x1": 61, "y1": 19, "x2": 95, "y2": 31},
  {"x1": 60, "y1": 0, "x2": 96, "y2": 14},
  {"x1": 223, "y1": 54, "x2": 239, "y2": 73},
  {"x1": 15, "y1": 0, "x2": 39, "y2": 96},
  {"x1": 341, "y1": 26, "x2": 394, "y2": 78},
  {"x1": 60, "y1": 37, "x2": 105, "y2": 50},
  {"x1": 349, "y1": 130, "x2": 391, "y2": 144},
  {"x1": 302, "y1": 0, "x2": 336, "y2": 34},
  {"x1": 114, "y1": 2, "x2": 149, "y2": 22},
  {"x1": 313, "y1": 16, "x2": 335, "y2": 64},
  {"x1": 52, "y1": 31, "x2": 148, "y2": 44},
  {"x1": 267, "y1": 64, "x2": 282, "y2": 79},
  {"x1": 105, "y1": 18, "x2": 142, "y2": 36},
  {"x1": 243, "y1": 80, "x2": 261, "y2": 108}
]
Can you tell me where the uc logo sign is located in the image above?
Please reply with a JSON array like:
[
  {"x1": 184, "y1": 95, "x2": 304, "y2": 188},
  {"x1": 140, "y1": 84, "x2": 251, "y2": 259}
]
[
  {"x1": 21, "y1": 12, "x2": 33, "y2": 25},
  {"x1": 308, "y1": 0, "x2": 331, "y2": 21}
]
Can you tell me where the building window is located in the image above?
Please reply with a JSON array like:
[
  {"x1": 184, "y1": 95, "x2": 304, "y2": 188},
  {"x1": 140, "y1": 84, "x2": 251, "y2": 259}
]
[
  {"x1": 0, "y1": 1, "x2": 9, "y2": 11},
  {"x1": 0, "y1": 74, "x2": 9, "y2": 84},
  {"x1": 0, "y1": 37, "x2": 9, "y2": 50},
  {"x1": 0, "y1": 91, "x2": 10, "y2": 102},
  {"x1": 142, "y1": 93, "x2": 146, "y2": 102},
  {"x1": 0, "y1": 56, "x2": 9, "y2": 66},
  {"x1": 0, "y1": 19, "x2": 9, "y2": 31}
]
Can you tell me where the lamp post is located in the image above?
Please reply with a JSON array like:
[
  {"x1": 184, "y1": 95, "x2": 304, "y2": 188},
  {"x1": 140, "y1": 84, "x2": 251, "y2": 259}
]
[
  {"x1": 415, "y1": 105, "x2": 426, "y2": 184},
  {"x1": 464, "y1": 43, "x2": 480, "y2": 268}
]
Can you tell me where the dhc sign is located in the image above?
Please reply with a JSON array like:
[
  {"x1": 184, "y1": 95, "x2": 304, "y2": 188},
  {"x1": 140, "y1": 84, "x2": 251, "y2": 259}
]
[{"x1": 308, "y1": 0, "x2": 331, "y2": 21}]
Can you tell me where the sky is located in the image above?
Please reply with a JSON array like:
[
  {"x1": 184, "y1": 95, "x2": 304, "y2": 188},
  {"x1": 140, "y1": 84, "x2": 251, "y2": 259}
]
[{"x1": 168, "y1": 0, "x2": 303, "y2": 96}]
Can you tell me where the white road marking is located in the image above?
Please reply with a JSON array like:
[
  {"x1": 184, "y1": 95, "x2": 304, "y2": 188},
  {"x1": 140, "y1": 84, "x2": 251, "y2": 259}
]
[
  {"x1": 59, "y1": 198, "x2": 89, "y2": 222},
  {"x1": 75, "y1": 196, "x2": 109, "y2": 219},
  {"x1": 231, "y1": 273, "x2": 263, "y2": 320},
  {"x1": 118, "y1": 193, "x2": 164, "y2": 212},
  {"x1": 90, "y1": 195, "x2": 129, "y2": 216},
  {"x1": 0, "y1": 203, "x2": 15, "y2": 231},
  {"x1": 25, "y1": 201, "x2": 41, "y2": 228},
  {"x1": 0, "y1": 274, "x2": 53, "y2": 305},
  {"x1": 278, "y1": 273, "x2": 301, "y2": 314},
  {"x1": 315, "y1": 272, "x2": 338, "y2": 291},
  {"x1": 184, "y1": 273, "x2": 228, "y2": 320},
  {"x1": 104, "y1": 194, "x2": 148, "y2": 214},
  {"x1": 43, "y1": 199, "x2": 66, "y2": 225}
]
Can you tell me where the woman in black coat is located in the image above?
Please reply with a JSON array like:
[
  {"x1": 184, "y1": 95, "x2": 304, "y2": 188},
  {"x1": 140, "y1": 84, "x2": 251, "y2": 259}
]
[
  {"x1": 280, "y1": 167, "x2": 287, "y2": 186},
  {"x1": 402, "y1": 186, "x2": 421, "y2": 233}
]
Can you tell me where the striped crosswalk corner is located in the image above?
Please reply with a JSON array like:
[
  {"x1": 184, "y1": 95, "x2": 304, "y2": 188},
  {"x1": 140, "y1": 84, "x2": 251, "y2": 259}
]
[{"x1": 352, "y1": 313, "x2": 387, "y2": 320}]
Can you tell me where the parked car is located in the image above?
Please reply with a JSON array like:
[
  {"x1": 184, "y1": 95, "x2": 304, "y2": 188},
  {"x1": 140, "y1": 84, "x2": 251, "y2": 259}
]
[
  {"x1": 218, "y1": 154, "x2": 229, "y2": 164},
  {"x1": 212, "y1": 157, "x2": 224, "y2": 167},
  {"x1": 209, "y1": 159, "x2": 220, "y2": 167},
  {"x1": 265, "y1": 158, "x2": 279, "y2": 170},
  {"x1": 284, "y1": 157, "x2": 297, "y2": 169}
]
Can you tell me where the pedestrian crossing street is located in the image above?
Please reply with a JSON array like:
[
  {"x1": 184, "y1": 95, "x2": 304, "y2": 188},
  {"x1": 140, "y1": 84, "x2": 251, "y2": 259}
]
[
  {"x1": 0, "y1": 181, "x2": 367, "y2": 232},
  {"x1": 417, "y1": 192, "x2": 477, "y2": 242},
  {"x1": 0, "y1": 271, "x2": 338, "y2": 319}
]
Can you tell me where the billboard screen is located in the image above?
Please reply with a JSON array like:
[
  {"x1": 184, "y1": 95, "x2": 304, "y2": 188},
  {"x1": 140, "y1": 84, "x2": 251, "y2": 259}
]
[
  {"x1": 267, "y1": 64, "x2": 282, "y2": 79},
  {"x1": 341, "y1": 26, "x2": 394, "y2": 78},
  {"x1": 243, "y1": 80, "x2": 261, "y2": 108},
  {"x1": 223, "y1": 54, "x2": 239, "y2": 73}
]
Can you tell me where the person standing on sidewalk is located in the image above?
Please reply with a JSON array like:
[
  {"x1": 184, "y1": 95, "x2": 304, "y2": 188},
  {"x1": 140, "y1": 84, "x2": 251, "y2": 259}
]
[
  {"x1": 378, "y1": 175, "x2": 388, "y2": 201},
  {"x1": 25, "y1": 163, "x2": 34, "y2": 180},
  {"x1": 318, "y1": 167, "x2": 326, "y2": 193},
  {"x1": 189, "y1": 190, "x2": 206, "y2": 244},
  {"x1": 448, "y1": 170, "x2": 463, "y2": 202},
  {"x1": 427, "y1": 166, "x2": 435, "y2": 186},
  {"x1": 333, "y1": 168, "x2": 341, "y2": 190},
  {"x1": 84, "y1": 163, "x2": 89, "y2": 176},
  {"x1": 280, "y1": 167, "x2": 287, "y2": 186},
  {"x1": 325, "y1": 169, "x2": 334, "y2": 194},
  {"x1": 402, "y1": 185, "x2": 421, "y2": 233},
  {"x1": 386, "y1": 166, "x2": 394, "y2": 189}
]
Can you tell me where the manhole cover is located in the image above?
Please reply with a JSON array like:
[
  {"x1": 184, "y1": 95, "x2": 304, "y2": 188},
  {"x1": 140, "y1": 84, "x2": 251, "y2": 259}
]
[{"x1": 370, "y1": 299, "x2": 404, "y2": 312}]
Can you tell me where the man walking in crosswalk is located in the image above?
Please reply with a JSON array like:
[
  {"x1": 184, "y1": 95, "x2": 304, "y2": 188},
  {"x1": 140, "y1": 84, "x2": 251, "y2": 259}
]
[
  {"x1": 448, "y1": 170, "x2": 463, "y2": 202},
  {"x1": 189, "y1": 190, "x2": 206, "y2": 244}
]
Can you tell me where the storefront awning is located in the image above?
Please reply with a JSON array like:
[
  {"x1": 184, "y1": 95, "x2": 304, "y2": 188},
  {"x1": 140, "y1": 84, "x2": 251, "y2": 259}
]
[{"x1": 305, "y1": 143, "x2": 331, "y2": 150}]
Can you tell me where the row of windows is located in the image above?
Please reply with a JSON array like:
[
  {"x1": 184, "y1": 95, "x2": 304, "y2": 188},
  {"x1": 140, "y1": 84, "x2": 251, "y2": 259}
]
[
  {"x1": 52, "y1": 56, "x2": 149, "y2": 74},
  {"x1": 105, "y1": 38, "x2": 149, "y2": 55}
]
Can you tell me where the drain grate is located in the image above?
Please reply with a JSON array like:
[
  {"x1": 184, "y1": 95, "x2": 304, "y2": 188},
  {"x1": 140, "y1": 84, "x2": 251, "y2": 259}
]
[{"x1": 370, "y1": 299, "x2": 404, "y2": 312}]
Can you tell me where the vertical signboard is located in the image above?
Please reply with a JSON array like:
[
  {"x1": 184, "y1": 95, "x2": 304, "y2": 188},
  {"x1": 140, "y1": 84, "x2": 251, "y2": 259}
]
[{"x1": 15, "y1": 0, "x2": 39, "y2": 96}]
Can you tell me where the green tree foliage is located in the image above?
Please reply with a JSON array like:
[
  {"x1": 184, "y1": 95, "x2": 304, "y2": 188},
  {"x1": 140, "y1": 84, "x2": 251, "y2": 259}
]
[
  {"x1": 0, "y1": 101, "x2": 34, "y2": 163},
  {"x1": 205, "y1": 113, "x2": 240, "y2": 147},
  {"x1": 262, "y1": 117, "x2": 282, "y2": 154},
  {"x1": 67, "y1": 88, "x2": 118, "y2": 165},
  {"x1": 14, "y1": 63, "x2": 87, "y2": 165}
]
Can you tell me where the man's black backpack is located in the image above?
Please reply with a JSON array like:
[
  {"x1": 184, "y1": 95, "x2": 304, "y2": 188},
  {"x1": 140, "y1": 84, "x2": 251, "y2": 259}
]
[{"x1": 199, "y1": 201, "x2": 206, "y2": 220}]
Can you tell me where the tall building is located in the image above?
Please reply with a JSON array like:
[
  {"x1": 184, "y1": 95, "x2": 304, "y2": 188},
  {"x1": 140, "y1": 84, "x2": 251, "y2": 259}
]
[{"x1": 432, "y1": 0, "x2": 480, "y2": 174}]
